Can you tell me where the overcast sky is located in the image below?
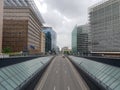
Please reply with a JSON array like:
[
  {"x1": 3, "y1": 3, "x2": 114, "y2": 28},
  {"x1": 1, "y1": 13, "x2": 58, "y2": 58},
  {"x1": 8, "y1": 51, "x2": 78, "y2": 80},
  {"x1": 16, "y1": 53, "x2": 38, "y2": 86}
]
[{"x1": 34, "y1": 0, "x2": 103, "y2": 49}]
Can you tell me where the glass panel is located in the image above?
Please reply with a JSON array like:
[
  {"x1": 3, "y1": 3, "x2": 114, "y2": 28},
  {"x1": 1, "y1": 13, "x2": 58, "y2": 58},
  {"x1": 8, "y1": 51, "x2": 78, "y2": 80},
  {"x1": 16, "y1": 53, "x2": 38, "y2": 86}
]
[
  {"x1": 114, "y1": 72, "x2": 120, "y2": 79},
  {"x1": 14, "y1": 75, "x2": 23, "y2": 83},
  {"x1": 7, "y1": 79, "x2": 17, "y2": 88},
  {"x1": 0, "y1": 76, "x2": 4, "y2": 83},
  {"x1": 0, "y1": 84, "x2": 6, "y2": 90},
  {"x1": 1, "y1": 81, "x2": 14, "y2": 90},
  {"x1": 110, "y1": 80, "x2": 120, "y2": 89},
  {"x1": 11, "y1": 77, "x2": 20, "y2": 85},
  {"x1": 0, "y1": 71, "x2": 8, "y2": 79},
  {"x1": 114, "y1": 83, "x2": 120, "y2": 90},
  {"x1": 2, "y1": 69, "x2": 12, "y2": 77}
]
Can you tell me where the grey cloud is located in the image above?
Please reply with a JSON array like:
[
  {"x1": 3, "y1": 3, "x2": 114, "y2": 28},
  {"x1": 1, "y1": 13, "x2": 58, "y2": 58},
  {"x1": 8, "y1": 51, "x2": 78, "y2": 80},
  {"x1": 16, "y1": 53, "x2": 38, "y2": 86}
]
[
  {"x1": 39, "y1": 0, "x2": 103, "y2": 48},
  {"x1": 44, "y1": 0, "x2": 91, "y2": 18}
]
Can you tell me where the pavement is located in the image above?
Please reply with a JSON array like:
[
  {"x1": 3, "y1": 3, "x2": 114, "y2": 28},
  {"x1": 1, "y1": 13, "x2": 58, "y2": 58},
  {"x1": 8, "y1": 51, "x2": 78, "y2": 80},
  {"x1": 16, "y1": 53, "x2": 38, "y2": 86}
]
[{"x1": 35, "y1": 55, "x2": 89, "y2": 90}]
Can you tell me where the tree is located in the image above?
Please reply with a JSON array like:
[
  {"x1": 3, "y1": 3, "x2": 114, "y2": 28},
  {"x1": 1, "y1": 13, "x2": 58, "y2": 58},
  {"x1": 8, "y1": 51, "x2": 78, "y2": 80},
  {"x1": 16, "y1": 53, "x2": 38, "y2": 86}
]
[{"x1": 2, "y1": 47, "x2": 12, "y2": 53}]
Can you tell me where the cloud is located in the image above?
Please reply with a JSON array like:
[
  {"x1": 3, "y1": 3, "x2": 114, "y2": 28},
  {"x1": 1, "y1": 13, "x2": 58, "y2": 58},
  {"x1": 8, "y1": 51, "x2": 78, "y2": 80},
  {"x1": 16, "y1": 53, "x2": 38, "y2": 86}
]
[{"x1": 35, "y1": 0, "x2": 103, "y2": 48}]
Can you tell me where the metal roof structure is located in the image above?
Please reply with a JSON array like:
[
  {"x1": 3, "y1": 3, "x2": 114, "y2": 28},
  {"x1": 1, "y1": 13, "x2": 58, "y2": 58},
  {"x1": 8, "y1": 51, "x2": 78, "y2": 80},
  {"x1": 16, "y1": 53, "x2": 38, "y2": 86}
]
[
  {"x1": 0, "y1": 56, "x2": 52, "y2": 90},
  {"x1": 4, "y1": 0, "x2": 44, "y2": 23},
  {"x1": 69, "y1": 56, "x2": 120, "y2": 90}
]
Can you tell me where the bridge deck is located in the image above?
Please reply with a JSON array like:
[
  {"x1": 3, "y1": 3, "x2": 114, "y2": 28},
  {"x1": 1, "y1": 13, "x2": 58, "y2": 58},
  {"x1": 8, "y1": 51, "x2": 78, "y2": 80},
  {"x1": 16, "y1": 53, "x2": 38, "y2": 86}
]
[{"x1": 35, "y1": 55, "x2": 89, "y2": 90}]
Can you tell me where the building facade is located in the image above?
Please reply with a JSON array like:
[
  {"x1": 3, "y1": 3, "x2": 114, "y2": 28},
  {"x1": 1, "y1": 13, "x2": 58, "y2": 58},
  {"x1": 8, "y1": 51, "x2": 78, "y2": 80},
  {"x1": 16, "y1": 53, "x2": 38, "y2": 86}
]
[
  {"x1": 40, "y1": 32, "x2": 45, "y2": 54},
  {"x1": 89, "y1": 0, "x2": 120, "y2": 55},
  {"x1": 42, "y1": 27, "x2": 57, "y2": 53},
  {"x1": 61, "y1": 47, "x2": 71, "y2": 54},
  {"x1": 3, "y1": 0, "x2": 44, "y2": 54},
  {"x1": 72, "y1": 24, "x2": 91, "y2": 55},
  {"x1": 0, "y1": 0, "x2": 4, "y2": 53},
  {"x1": 72, "y1": 25, "x2": 77, "y2": 53}
]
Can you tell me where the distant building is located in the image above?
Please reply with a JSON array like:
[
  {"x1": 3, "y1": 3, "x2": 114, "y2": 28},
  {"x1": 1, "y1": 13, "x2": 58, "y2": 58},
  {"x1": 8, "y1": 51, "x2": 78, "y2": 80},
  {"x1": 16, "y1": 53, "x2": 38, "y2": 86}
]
[
  {"x1": 40, "y1": 32, "x2": 45, "y2": 54},
  {"x1": 0, "y1": 0, "x2": 4, "y2": 53},
  {"x1": 89, "y1": 0, "x2": 120, "y2": 56},
  {"x1": 72, "y1": 24, "x2": 91, "y2": 55},
  {"x1": 55, "y1": 46, "x2": 60, "y2": 54},
  {"x1": 3, "y1": 0, "x2": 44, "y2": 54},
  {"x1": 42, "y1": 27, "x2": 57, "y2": 53},
  {"x1": 61, "y1": 47, "x2": 71, "y2": 54}
]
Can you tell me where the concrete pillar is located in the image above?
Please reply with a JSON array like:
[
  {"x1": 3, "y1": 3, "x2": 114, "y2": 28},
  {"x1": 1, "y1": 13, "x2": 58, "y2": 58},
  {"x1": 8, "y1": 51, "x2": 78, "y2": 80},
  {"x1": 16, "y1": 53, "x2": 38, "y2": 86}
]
[{"x1": 0, "y1": 0, "x2": 3, "y2": 53}]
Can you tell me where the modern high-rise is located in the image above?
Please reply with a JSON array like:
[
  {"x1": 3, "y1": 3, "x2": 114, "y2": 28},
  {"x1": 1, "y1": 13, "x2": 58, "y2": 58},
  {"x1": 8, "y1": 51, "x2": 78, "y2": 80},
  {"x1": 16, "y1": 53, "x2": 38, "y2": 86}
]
[
  {"x1": 72, "y1": 24, "x2": 91, "y2": 55},
  {"x1": 89, "y1": 0, "x2": 120, "y2": 55},
  {"x1": 3, "y1": 0, "x2": 44, "y2": 54},
  {"x1": 0, "y1": 0, "x2": 4, "y2": 53},
  {"x1": 42, "y1": 27, "x2": 57, "y2": 53}
]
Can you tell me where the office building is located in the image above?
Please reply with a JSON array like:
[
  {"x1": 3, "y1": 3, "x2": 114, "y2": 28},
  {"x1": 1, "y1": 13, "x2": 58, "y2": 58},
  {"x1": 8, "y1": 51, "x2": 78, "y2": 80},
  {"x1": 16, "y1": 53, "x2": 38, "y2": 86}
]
[
  {"x1": 40, "y1": 32, "x2": 45, "y2": 54},
  {"x1": 89, "y1": 0, "x2": 120, "y2": 56},
  {"x1": 3, "y1": 0, "x2": 44, "y2": 54},
  {"x1": 72, "y1": 24, "x2": 91, "y2": 55},
  {"x1": 42, "y1": 27, "x2": 57, "y2": 53},
  {"x1": 0, "y1": 0, "x2": 4, "y2": 53}
]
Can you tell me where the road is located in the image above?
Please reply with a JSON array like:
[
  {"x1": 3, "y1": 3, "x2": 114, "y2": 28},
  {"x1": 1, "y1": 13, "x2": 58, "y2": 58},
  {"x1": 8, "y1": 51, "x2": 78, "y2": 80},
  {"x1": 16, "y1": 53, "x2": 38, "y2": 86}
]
[{"x1": 35, "y1": 55, "x2": 89, "y2": 90}]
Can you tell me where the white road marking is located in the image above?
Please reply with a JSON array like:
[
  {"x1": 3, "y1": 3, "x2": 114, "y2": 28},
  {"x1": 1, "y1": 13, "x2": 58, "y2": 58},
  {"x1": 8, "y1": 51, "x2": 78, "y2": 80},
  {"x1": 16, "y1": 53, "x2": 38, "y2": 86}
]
[
  {"x1": 54, "y1": 86, "x2": 56, "y2": 90},
  {"x1": 67, "y1": 86, "x2": 70, "y2": 90},
  {"x1": 65, "y1": 70, "x2": 67, "y2": 74},
  {"x1": 56, "y1": 70, "x2": 58, "y2": 74}
]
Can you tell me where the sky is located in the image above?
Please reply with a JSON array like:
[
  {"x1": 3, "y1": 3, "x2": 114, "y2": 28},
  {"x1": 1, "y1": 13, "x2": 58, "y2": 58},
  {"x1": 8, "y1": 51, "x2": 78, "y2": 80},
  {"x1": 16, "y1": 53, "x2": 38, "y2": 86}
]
[{"x1": 34, "y1": 0, "x2": 103, "y2": 49}]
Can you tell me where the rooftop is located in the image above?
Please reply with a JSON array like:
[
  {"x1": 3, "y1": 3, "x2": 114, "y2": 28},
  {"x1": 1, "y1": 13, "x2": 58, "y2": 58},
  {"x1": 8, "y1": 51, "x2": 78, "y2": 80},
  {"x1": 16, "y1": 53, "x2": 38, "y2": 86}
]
[{"x1": 4, "y1": 0, "x2": 44, "y2": 23}]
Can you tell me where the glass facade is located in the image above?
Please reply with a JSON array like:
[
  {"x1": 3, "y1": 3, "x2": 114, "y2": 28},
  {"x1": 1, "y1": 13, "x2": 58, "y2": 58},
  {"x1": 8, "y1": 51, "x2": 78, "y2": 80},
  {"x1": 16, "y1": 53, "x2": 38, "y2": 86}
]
[
  {"x1": 0, "y1": 56, "x2": 53, "y2": 90},
  {"x1": 42, "y1": 27, "x2": 57, "y2": 53},
  {"x1": 72, "y1": 24, "x2": 91, "y2": 55},
  {"x1": 72, "y1": 25, "x2": 77, "y2": 54},
  {"x1": 69, "y1": 56, "x2": 120, "y2": 90}
]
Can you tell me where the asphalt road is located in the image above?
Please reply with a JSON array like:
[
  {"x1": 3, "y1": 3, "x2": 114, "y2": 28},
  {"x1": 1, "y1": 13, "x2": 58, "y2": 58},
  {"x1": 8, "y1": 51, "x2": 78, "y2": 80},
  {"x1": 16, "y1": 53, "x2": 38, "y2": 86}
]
[{"x1": 35, "y1": 55, "x2": 89, "y2": 90}]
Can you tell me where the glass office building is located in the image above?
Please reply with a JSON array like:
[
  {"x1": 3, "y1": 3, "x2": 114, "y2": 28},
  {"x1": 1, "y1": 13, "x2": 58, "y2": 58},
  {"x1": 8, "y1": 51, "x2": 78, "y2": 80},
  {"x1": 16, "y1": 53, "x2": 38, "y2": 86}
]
[
  {"x1": 42, "y1": 27, "x2": 57, "y2": 53},
  {"x1": 72, "y1": 25, "x2": 77, "y2": 54},
  {"x1": 72, "y1": 24, "x2": 91, "y2": 55}
]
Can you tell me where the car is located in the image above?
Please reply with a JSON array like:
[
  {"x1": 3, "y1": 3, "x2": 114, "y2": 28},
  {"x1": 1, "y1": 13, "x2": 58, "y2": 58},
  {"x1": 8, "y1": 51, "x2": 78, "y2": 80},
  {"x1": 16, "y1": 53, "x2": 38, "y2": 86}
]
[{"x1": 62, "y1": 55, "x2": 65, "y2": 58}]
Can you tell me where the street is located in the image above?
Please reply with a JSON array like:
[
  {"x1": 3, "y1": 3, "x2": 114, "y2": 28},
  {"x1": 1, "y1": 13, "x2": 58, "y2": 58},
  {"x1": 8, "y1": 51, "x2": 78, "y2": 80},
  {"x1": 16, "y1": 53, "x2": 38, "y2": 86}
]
[{"x1": 35, "y1": 55, "x2": 89, "y2": 90}]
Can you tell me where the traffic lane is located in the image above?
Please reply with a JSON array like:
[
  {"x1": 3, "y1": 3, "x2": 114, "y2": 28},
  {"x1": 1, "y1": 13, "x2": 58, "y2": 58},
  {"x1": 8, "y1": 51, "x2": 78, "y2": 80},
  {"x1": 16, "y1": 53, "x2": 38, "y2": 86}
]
[
  {"x1": 40, "y1": 56, "x2": 64, "y2": 90},
  {"x1": 35, "y1": 56, "x2": 89, "y2": 90},
  {"x1": 61, "y1": 57, "x2": 84, "y2": 90},
  {"x1": 64, "y1": 57, "x2": 89, "y2": 90}
]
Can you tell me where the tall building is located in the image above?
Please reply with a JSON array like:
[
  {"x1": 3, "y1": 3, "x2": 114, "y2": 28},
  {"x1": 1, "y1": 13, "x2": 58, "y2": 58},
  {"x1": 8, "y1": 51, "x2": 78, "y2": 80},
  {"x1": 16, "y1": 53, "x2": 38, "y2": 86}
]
[
  {"x1": 0, "y1": 0, "x2": 4, "y2": 53},
  {"x1": 89, "y1": 0, "x2": 120, "y2": 56},
  {"x1": 72, "y1": 24, "x2": 91, "y2": 55},
  {"x1": 45, "y1": 31, "x2": 51, "y2": 53},
  {"x1": 3, "y1": 0, "x2": 44, "y2": 54},
  {"x1": 42, "y1": 27, "x2": 57, "y2": 53},
  {"x1": 40, "y1": 32, "x2": 45, "y2": 54}
]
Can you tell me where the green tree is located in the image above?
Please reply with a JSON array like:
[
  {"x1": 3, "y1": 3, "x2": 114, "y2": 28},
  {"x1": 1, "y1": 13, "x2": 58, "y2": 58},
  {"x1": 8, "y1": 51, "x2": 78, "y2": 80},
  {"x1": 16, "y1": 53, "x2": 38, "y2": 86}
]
[{"x1": 2, "y1": 47, "x2": 12, "y2": 53}]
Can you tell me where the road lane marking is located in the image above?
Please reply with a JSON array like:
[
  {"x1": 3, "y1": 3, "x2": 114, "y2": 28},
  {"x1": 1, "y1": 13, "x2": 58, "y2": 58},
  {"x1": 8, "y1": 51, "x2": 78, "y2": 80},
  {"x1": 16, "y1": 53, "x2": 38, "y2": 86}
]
[
  {"x1": 65, "y1": 70, "x2": 67, "y2": 74},
  {"x1": 56, "y1": 70, "x2": 58, "y2": 74},
  {"x1": 67, "y1": 86, "x2": 70, "y2": 90},
  {"x1": 54, "y1": 86, "x2": 56, "y2": 90}
]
